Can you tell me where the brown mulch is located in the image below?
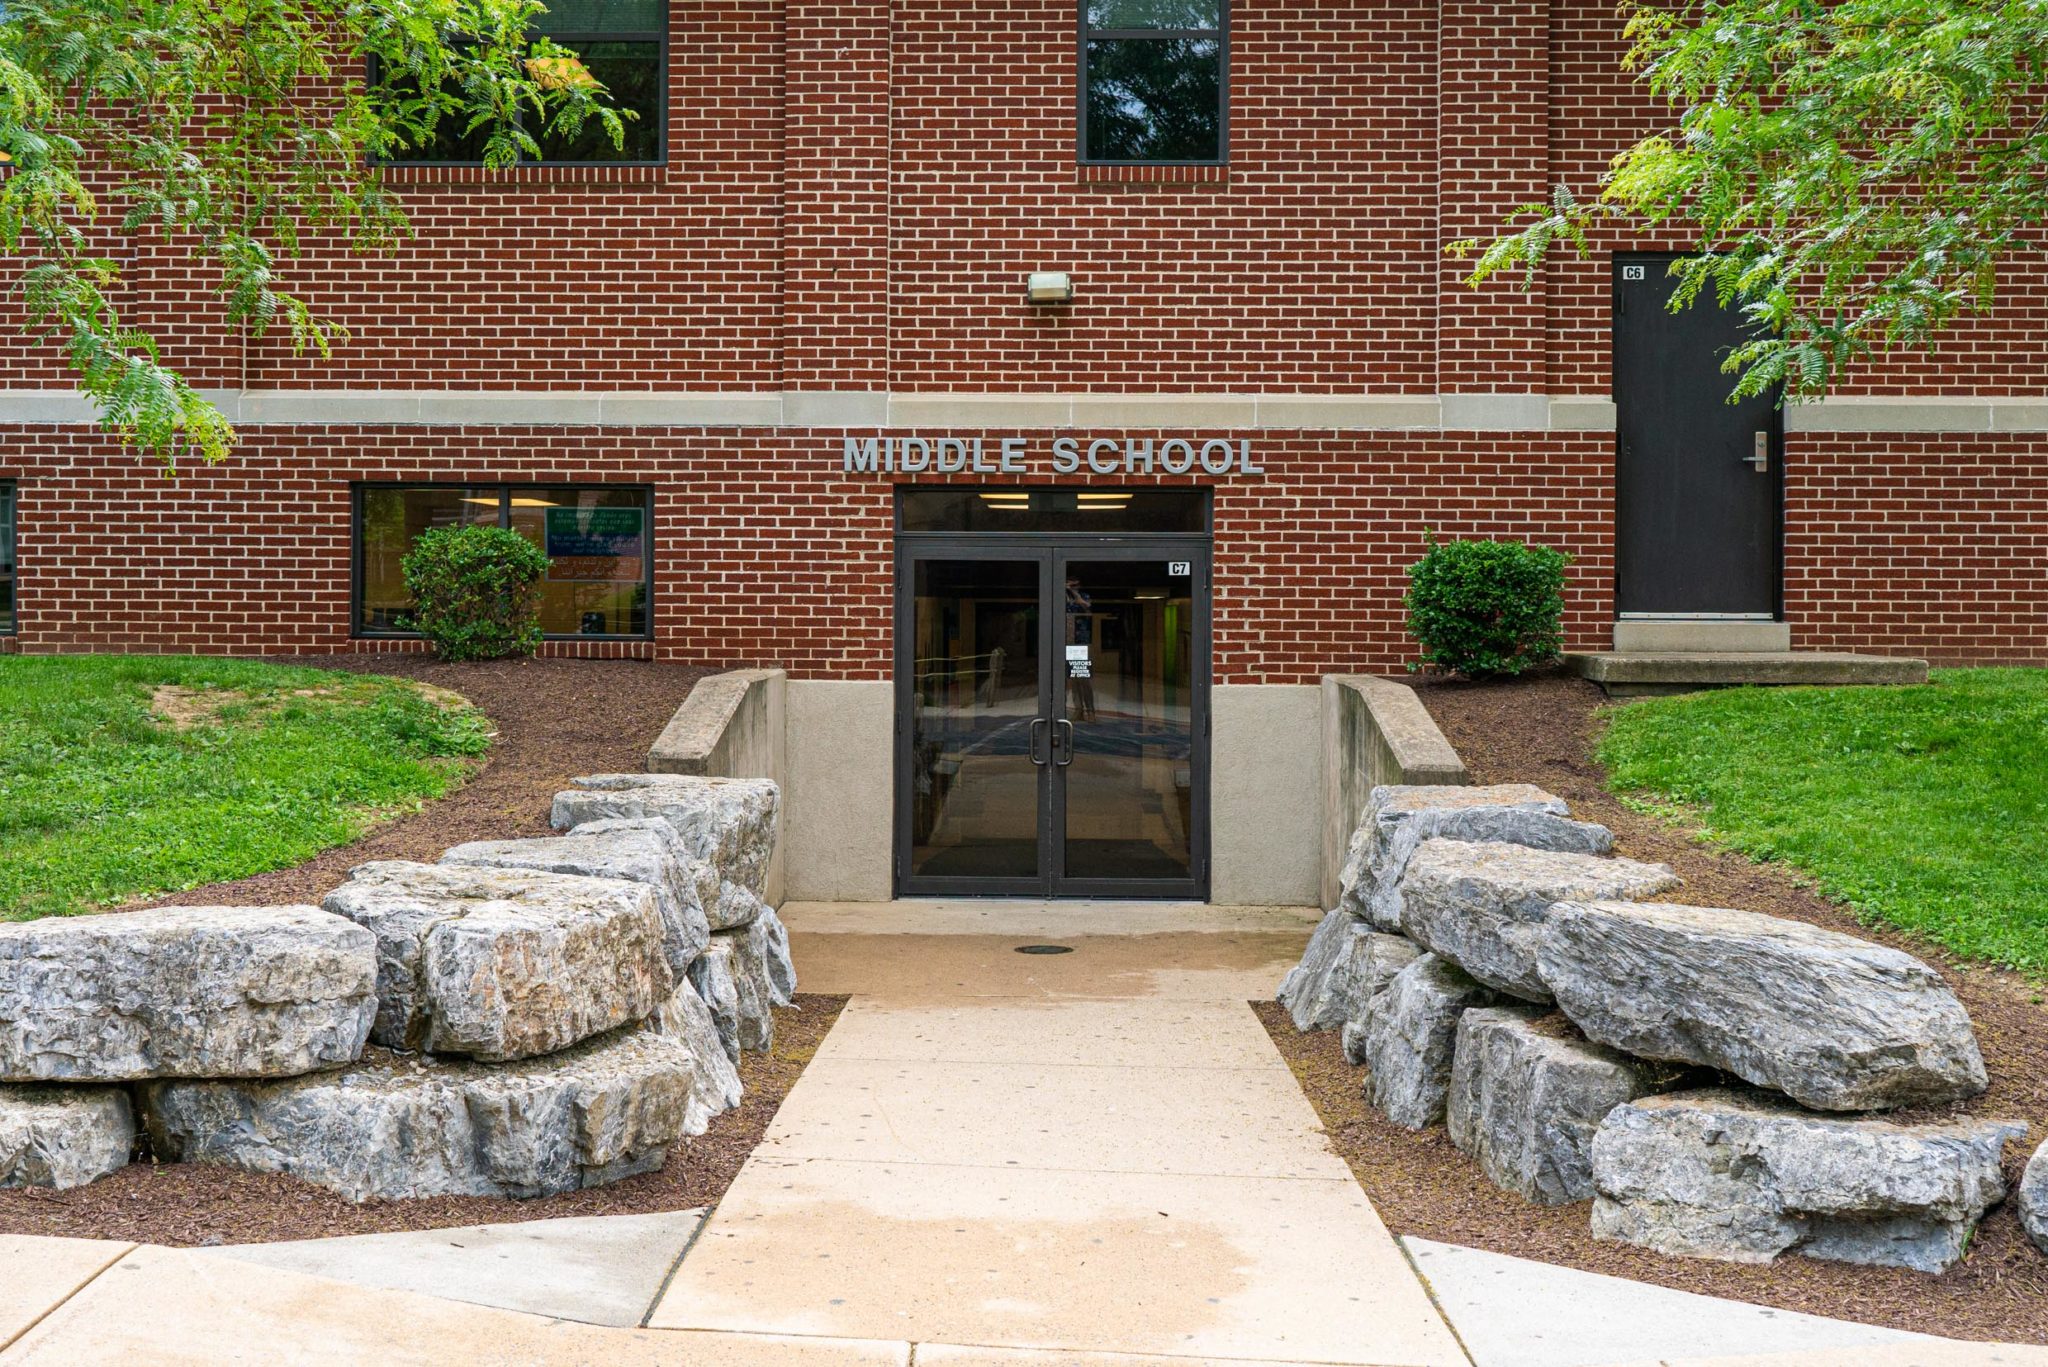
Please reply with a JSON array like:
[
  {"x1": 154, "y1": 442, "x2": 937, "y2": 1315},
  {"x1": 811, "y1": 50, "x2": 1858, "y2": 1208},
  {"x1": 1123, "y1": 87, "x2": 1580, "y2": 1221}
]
[
  {"x1": 1262, "y1": 668, "x2": 2048, "y2": 1346},
  {"x1": 0, "y1": 995, "x2": 846, "y2": 1246},
  {"x1": 138, "y1": 654, "x2": 711, "y2": 910}
]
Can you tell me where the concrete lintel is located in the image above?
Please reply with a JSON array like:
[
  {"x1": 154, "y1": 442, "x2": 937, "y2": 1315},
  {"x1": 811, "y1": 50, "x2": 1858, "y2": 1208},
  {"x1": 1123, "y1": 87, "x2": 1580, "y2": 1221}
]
[
  {"x1": 1785, "y1": 398, "x2": 1993, "y2": 433},
  {"x1": 1252, "y1": 395, "x2": 1444, "y2": 430},
  {"x1": 784, "y1": 391, "x2": 890, "y2": 427},
  {"x1": 885, "y1": 394, "x2": 1077, "y2": 428},
  {"x1": 1068, "y1": 394, "x2": 1259, "y2": 428},
  {"x1": 595, "y1": 393, "x2": 787, "y2": 426},
  {"x1": 1547, "y1": 395, "x2": 1619, "y2": 431}
]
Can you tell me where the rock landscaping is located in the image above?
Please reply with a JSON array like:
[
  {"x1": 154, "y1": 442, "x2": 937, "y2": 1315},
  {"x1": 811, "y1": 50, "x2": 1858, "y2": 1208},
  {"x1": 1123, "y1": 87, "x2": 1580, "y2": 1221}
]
[
  {"x1": 0, "y1": 766, "x2": 788, "y2": 1203},
  {"x1": 2022, "y1": 1141, "x2": 2048, "y2": 1257},
  {"x1": 1280, "y1": 780, "x2": 2028, "y2": 1276}
]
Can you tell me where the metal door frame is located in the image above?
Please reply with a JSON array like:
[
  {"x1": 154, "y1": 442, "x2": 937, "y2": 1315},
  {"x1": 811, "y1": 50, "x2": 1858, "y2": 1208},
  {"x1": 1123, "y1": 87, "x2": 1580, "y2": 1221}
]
[
  {"x1": 1612, "y1": 251, "x2": 1786, "y2": 621},
  {"x1": 893, "y1": 531, "x2": 1212, "y2": 900}
]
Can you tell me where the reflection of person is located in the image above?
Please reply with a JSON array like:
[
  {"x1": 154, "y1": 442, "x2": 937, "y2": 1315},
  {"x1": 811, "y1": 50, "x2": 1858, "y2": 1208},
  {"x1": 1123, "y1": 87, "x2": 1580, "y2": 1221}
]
[
  {"x1": 983, "y1": 644, "x2": 1006, "y2": 707},
  {"x1": 1065, "y1": 576, "x2": 1096, "y2": 722}
]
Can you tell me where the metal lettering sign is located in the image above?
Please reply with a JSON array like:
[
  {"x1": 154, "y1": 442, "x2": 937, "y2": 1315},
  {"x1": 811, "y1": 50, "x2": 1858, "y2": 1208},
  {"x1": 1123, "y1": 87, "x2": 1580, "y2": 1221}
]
[{"x1": 840, "y1": 435, "x2": 1264, "y2": 477}]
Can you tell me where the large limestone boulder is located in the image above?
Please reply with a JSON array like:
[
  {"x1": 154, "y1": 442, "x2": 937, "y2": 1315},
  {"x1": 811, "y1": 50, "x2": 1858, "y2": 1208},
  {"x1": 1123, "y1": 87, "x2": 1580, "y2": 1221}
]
[
  {"x1": 1336, "y1": 785, "x2": 1611, "y2": 931},
  {"x1": 552, "y1": 775, "x2": 778, "y2": 897},
  {"x1": 1447, "y1": 1008, "x2": 1684, "y2": 1205},
  {"x1": 1361, "y1": 953, "x2": 1498, "y2": 1129},
  {"x1": 143, "y1": 1023, "x2": 697, "y2": 1203},
  {"x1": 0, "y1": 1086, "x2": 135, "y2": 1189},
  {"x1": 441, "y1": 818, "x2": 715, "y2": 978},
  {"x1": 1590, "y1": 1090, "x2": 2026, "y2": 1273},
  {"x1": 1279, "y1": 912, "x2": 1421, "y2": 1033},
  {"x1": 1540, "y1": 901, "x2": 1988, "y2": 1111},
  {"x1": 323, "y1": 862, "x2": 672, "y2": 1063},
  {"x1": 2019, "y1": 1139, "x2": 2048, "y2": 1256},
  {"x1": 750, "y1": 905, "x2": 797, "y2": 1007},
  {"x1": 648, "y1": 979, "x2": 744, "y2": 1136},
  {"x1": 1401, "y1": 841, "x2": 1679, "y2": 1002},
  {"x1": 0, "y1": 906, "x2": 376, "y2": 1081},
  {"x1": 690, "y1": 931, "x2": 775, "y2": 1061}
]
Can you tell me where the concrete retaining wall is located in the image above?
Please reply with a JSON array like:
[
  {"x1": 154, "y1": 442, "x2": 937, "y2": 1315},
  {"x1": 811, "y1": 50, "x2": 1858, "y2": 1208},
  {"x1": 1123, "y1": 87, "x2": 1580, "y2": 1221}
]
[
  {"x1": 1319, "y1": 676, "x2": 1468, "y2": 909},
  {"x1": 646, "y1": 668, "x2": 789, "y2": 905}
]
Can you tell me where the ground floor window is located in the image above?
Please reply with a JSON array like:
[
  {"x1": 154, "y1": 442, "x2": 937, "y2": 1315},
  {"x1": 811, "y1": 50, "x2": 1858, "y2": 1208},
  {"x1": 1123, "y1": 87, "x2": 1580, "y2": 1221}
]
[
  {"x1": 354, "y1": 484, "x2": 652, "y2": 638},
  {"x1": 0, "y1": 482, "x2": 14, "y2": 634}
]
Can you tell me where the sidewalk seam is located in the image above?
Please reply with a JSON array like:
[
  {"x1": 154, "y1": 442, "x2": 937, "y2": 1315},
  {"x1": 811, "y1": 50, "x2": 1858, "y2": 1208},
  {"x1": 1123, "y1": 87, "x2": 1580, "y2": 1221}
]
[
  {"x1": 0, "y1": 1243, "x2": 137, "y2": 1356},
  {"x1": 1393, "y1": 1238, "x2": 1478, "y2": 1367}
]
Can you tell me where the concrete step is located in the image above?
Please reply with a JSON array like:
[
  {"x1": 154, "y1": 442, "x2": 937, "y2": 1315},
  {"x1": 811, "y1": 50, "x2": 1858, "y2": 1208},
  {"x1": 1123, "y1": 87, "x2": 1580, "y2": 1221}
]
[{"x1": 1566, "y1": 651, "x2": 1930, "y2": 697}]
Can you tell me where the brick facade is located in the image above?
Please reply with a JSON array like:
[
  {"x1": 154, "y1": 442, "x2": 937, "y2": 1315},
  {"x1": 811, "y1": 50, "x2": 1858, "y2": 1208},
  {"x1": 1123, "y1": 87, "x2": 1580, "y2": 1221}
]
[{"x1": 1, "y1": 1, "x2": 2043, "y2": 674}]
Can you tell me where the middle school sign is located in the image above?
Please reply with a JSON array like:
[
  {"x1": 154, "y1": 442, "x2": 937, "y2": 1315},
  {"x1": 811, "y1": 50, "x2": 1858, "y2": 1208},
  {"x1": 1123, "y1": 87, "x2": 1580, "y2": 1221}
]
[{"x1": 841, "y1": 435, "x2": 1264, "y2": 477}]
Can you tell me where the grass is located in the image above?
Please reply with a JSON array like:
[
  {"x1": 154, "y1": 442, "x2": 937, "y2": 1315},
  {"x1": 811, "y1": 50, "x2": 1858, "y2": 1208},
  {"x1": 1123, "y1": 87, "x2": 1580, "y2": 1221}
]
[
  {"x1": 1597, "y1": 668, "x2": 2048, "y2": 973},
  {"x1": 0, "y1": 656, "x2": 493, "y2": 920}
]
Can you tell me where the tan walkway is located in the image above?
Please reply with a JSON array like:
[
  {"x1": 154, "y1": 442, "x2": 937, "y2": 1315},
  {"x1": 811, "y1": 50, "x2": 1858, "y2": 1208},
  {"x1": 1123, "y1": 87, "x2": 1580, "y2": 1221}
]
[{"x1": 648, "y1": 900, "x2": 1470, "y2": 1366}]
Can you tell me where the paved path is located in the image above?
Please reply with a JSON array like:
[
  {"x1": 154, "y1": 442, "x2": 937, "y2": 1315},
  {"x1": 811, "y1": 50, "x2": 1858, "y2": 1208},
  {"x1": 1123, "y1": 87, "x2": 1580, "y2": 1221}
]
[{"x1": 650, "y1": 900, "x2": 1464, "y2": 1365}]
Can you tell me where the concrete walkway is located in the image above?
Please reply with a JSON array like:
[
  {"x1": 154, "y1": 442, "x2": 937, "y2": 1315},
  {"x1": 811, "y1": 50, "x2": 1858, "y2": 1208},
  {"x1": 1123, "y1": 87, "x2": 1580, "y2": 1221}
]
[{"x1": 1, "y1": 899, "x2": 2044, "y2": 1364}]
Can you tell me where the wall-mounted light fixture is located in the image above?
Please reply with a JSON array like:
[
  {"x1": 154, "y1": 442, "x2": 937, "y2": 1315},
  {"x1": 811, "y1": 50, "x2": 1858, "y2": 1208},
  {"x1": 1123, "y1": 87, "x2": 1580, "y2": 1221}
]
[{"x1": 1025, "y1": 271, "x2": 1075, "y2": 306}]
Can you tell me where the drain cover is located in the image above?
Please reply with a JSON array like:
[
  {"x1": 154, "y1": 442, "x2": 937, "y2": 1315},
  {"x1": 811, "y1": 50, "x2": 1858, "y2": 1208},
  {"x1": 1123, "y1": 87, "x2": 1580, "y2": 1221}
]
[{"x1": 1014, "y1": 944, "x2": 1075, "y2": 955}]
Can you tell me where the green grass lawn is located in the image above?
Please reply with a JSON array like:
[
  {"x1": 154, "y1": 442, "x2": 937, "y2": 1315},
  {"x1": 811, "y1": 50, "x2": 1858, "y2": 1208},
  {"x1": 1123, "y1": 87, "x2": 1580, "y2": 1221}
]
[
  {"x1": 1598, "y1": 668, "x2": 2048, "y2": 973},
  {"x1": 0, "y1": 656, "x2": 492, "y2": 920}
]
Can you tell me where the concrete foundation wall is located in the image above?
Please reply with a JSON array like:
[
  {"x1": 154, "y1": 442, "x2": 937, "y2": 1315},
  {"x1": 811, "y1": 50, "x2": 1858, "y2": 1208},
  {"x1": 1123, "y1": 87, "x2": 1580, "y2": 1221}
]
[
  {"x1": 1210, "y1": 684, "x2": 1324, "y2": 907},
  {"x1": 783, "y1": 680, "x2": 894, "y2": 903}
]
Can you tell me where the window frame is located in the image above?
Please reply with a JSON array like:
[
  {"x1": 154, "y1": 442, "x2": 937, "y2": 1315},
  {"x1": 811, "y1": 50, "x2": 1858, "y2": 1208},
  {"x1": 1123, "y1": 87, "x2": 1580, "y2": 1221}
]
[
  {"x1": 350, "y1": 482, "x2": 657, "y2": 642},
  {"x1": 0, "y1": 481, "x2": 15, "y2": 637},
  {"x1": 1075, "y1": 0, "x2": 1230, "y2": 168},
  {"x1": 370, "y1": 15, "x2": 670, "y2": 170}
]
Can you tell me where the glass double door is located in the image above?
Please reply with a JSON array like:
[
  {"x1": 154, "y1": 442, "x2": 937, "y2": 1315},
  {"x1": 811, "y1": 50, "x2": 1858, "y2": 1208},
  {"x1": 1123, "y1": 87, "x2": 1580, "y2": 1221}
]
[{"x1": 897, "y1": 540, "x2": 1209, "y2": 899}]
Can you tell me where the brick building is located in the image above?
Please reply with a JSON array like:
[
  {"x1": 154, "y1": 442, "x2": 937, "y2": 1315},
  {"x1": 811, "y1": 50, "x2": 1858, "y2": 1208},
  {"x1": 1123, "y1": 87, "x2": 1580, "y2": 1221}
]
[{"x1": 2, "y1": 1, "x2": 2043, "y2": 904}]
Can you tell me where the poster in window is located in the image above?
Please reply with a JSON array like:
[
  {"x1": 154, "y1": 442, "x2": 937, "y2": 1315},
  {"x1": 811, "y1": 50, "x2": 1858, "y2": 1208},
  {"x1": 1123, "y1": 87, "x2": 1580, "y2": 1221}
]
[{"x1": 544, "y1": 506, "x2": 645, "y2": 583}]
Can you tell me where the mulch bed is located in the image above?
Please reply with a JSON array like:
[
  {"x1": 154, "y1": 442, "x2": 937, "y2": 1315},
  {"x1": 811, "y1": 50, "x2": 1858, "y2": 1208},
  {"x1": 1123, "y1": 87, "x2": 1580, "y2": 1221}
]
[
  {"x1": 0, "y1": 995, "x2": 845, "y2": 1246},
  {"x1": 138, "y1": 654, "x2": 712, "y2": 911},
  {"x1": 1261, "y1": 668, "x2": 2048, "y2": 1346}
]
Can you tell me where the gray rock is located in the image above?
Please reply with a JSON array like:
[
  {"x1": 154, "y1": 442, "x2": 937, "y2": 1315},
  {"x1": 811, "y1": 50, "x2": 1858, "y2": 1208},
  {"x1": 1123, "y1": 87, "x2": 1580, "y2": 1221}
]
[
  {"x1": 708, "y1": 878, "x2": 768, "y2": 933},
  {"x1": 1361, "y1": 954, "x2": 1498, "y2": 1129},
  {"x1": 1341, "y1": 1016, "x2": 1371, "y2": 1066},
  {"x1": 323, "y1": 862, "x2": 673, "y2": 1062},
  {"x1": 1402, "y1": 841, "x2": 1679, "y2": 1002},
  {"x1": 1336, "y1": 784, "x2": 1610, "y2": 931},
  {"x1": 1447, "y1": 1009, "x2": 1684, "y2": 1205},
  {"x1": 553, "y1": 775, "x2": 778, "y2": 897},
  {"x1": 441, "y1": 818, "x2": 714, "y2": 978},
  {"x1": 142, "y1": 1025, "x2": 697, "y2": 1203},
  {"x1": 2019, "y1": 1139, "x2": 2048, "y2": 1256},
  {"x1": 0, "y1": 1086, "x2": 135, "y2": 1189},
  {"x1": 1590, "y1": 1090, "x2": 2026, "y2": 1273},
  {"x1": 1540, "y1": 901, "x2": 1989, "y2": 1111},
  {"x1": 0, "y1": 906, "x2": 376, "y2": 1081},
  {"x1": 1280, "y1": 913, "x2": 1421, "y2": 1036},
  {"x1": 750, "y1": 905, "x2": 797, "y2": 1007},
  {"x1": 647, "y1": 979, "x2": 743, "y2": 1136},
  {"x1": 689, "y1": 932, "x2": 775, "y2": 1060}
]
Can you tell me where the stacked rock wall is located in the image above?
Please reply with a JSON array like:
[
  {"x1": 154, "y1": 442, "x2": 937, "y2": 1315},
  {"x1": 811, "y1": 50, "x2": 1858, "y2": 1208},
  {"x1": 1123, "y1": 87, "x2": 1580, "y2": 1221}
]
[
  {"x1": 0, "y1": 771, "x2": 793, "y2": 1204},
  {"x1": 1280, "y1": 782, "x2": 2032, "y2": 1275}
]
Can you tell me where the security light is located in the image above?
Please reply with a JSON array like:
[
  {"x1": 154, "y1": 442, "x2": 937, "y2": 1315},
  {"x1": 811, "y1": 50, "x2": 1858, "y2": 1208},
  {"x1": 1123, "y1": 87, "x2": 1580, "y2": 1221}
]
[{"x1": 1025, "y1": 271, "x2": 1075, "y2": 305}]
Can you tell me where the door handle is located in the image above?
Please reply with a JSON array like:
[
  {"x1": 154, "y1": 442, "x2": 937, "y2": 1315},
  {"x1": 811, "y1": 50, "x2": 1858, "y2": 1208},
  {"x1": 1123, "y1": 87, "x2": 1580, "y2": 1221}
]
[
  {"x1": 1028, "y1": 717, "x2": 1049, "y2": 766},
  {"x1": 1054, "y1": 719, "x2": 1075, "y2": 767},
  {"x1": 1745, "y1": 432, "x2": 1770, "y2": 473}
]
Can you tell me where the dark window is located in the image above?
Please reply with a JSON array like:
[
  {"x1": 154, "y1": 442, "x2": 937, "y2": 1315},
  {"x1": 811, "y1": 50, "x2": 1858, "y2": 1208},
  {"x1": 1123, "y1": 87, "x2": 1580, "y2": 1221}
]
[
  {"x1": 0, "y1": 483, "x2": 14, "y2": 635},
  {"x1": 1080, "y1": 0, "x2": 1226, "y2": 165},
  {"x1": 381, "y1": 0, "x2": 665, "y2": 166},
  {"x1": 354, "y1": 484, "x2": 652, "y2": 638},
  {"x1": 898, "y1": 488, "x2": 1209, "y2": 534}
]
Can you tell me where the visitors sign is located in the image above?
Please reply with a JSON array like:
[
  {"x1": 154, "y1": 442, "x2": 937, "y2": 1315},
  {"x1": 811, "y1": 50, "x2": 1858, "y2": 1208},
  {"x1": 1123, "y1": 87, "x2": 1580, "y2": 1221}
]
[
  {"x1": 841, "y1": 435, "x2": 1264, "y2": 476},
  {"x1": 544, "y1": 506, "x2": 645, "y2": 583}
]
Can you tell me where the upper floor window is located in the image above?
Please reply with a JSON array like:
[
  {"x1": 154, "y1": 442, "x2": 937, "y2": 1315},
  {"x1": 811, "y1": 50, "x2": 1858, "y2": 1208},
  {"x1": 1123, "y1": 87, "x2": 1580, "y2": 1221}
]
[
  {"x1": 1079, "y1": 0, "x2": 1226, "y2": 165},
  {"x1": 383, "y1": 0, "x2": 666, "y2": 166}
]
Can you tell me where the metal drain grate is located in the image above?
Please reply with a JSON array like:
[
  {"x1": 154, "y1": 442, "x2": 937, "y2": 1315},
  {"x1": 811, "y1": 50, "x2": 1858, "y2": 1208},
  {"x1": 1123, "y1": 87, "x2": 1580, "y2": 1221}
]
[{"x1": 1014, "y1": 944, "x2": 1075, "y2": 955}]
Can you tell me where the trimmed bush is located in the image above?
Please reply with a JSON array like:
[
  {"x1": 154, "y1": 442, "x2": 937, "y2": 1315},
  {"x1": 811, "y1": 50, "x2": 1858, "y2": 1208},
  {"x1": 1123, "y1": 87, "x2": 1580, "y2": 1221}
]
[
  {"x1": 400, "y1": 526, "x2": 550, "y2": 662},
  {"x1": 1405, "y1": 534, "x2": 1570, "y2": 678}
]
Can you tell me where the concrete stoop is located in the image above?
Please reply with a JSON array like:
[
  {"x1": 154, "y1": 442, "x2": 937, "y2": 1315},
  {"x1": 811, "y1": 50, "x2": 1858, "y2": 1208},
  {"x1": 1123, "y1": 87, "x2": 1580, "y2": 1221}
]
[{"x1": 1567, "y1": 650, "x2": 1930, "y2": 697}]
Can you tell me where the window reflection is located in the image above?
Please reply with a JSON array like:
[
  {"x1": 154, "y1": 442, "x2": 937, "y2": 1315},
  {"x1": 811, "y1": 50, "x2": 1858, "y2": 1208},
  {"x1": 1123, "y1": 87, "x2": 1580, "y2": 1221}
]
[
  {"x1": 1081, "y1": 0, "x2": 1225, "y2": 164},
  {"x1": 0, "y1": 484, "x2": 14, "y2": 634}
]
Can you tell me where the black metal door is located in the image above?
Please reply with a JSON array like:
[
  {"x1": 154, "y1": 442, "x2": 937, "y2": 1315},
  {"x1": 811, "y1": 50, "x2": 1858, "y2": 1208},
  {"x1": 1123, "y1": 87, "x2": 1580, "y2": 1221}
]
[
  {"x1": 1613, "y1": 255, "x2": 1783, "y2": 617},
  {"x1": 894, "y1": 536, "x2": 1210, "y2": 900}
]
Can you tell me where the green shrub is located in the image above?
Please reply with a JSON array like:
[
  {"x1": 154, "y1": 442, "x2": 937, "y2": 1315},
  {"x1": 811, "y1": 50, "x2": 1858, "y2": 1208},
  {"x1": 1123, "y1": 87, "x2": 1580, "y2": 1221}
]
[
  {"x1": 400, "y1": 525, "x2": 550, "y2": 662},
  {"x1": 1404, "y1": 534, "x2": 1570, "y2": 678}
]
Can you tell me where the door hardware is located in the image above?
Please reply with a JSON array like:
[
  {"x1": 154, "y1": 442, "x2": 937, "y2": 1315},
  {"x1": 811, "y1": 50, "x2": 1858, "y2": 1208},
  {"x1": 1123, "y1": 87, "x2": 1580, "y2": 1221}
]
[
  {"x1": 1745, "y1": 432, "x2": 1770, "y2": 473},
  {"x1": 1028, "y1": 716, "x2": 1049, "y2": 766},
  {"x1": 1054, "y1": 718, "x2": 1075, "y2": 767}
]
